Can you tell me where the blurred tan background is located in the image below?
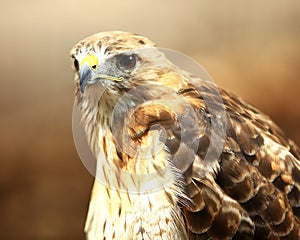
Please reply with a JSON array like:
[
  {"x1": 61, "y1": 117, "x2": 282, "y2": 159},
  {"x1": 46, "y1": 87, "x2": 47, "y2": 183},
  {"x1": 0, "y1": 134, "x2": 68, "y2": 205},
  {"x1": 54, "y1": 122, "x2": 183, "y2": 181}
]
[{"x1": 0, "y1": 1, "x2": 299, "y2": 239}]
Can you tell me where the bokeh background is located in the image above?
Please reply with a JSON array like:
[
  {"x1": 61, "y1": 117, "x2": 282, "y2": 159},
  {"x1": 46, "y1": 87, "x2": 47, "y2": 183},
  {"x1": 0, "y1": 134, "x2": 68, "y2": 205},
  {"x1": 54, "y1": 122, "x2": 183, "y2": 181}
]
[{"x1": 1, "y1": 1, "x2": 300, "y2": 239}]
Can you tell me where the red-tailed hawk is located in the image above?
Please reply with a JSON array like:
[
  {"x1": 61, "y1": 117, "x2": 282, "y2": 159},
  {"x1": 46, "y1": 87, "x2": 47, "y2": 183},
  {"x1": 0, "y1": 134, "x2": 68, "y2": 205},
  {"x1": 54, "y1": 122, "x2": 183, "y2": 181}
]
[{"x1": 70, "y1": 31, "x2": 300, "y2": 240}]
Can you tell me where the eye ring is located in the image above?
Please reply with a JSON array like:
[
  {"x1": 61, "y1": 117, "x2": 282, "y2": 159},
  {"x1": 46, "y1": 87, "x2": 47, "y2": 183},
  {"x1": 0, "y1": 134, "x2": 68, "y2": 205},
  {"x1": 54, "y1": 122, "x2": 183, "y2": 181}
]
[{"x1": 116, "y1": 54, "x2": 137, "y2": 70}]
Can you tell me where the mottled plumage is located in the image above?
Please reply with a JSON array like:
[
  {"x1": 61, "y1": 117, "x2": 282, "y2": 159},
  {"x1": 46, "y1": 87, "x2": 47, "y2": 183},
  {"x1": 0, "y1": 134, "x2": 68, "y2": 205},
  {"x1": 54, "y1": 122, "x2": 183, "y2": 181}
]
[{"x1": 70, "y1": 31, "x2": 300, "y2": 240}]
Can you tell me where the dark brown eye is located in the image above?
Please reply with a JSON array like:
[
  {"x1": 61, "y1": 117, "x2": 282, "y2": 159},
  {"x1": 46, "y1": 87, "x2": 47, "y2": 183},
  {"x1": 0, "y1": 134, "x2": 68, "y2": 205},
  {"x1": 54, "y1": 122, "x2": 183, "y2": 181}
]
[{"x1": 116, "y1": 54, "x2": 137, "y2": 70}]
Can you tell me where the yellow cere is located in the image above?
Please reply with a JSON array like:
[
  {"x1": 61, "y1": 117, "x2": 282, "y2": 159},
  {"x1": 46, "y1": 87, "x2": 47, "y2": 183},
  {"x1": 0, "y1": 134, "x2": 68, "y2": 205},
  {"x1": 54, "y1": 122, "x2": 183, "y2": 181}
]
[{"x1": 80, "y1": 54, "x2": 99, "y2": 70}]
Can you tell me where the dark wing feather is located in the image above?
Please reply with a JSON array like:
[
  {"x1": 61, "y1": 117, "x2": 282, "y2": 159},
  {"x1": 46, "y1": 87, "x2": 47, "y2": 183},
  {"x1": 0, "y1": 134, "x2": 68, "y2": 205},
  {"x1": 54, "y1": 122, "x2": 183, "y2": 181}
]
[{"x1": 178, "y1": 82, "x2": 300, "y2": 239}]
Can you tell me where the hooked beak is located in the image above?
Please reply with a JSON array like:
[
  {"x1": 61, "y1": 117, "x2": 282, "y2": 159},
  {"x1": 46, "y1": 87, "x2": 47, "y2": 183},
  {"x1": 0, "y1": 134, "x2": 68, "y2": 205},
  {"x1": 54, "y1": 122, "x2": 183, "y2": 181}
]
[
  {"x1": 79, "y1": 62, "x2": 92, "y2": 93},
  {"x1": 79, "y1": 62, "x2": 124, "y2": 94}
]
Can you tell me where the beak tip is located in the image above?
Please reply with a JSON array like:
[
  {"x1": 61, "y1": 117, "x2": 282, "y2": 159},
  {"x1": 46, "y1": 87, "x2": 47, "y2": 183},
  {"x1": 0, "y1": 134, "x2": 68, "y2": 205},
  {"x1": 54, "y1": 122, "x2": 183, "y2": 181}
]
[{"x1": 80, "y1": 86, "x2": 85, "y2": 94}]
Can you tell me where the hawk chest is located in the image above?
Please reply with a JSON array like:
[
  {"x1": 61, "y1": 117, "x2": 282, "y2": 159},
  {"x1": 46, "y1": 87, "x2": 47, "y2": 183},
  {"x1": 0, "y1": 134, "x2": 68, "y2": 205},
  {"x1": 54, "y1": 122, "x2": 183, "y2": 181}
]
[
  {"x1": 85, "y1": 181, "x2": 187, "y2": 240},
  {"x1": 84, "y1": 130, "x2": 188, "y2": 240}
]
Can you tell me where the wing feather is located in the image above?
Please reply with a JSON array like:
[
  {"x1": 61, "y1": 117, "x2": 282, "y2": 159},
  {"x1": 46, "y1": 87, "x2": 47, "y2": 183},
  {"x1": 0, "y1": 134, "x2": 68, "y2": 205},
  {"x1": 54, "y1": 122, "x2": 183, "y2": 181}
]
[{"x1": 122, "y1": 72, "x2": 300, "y2": 239}]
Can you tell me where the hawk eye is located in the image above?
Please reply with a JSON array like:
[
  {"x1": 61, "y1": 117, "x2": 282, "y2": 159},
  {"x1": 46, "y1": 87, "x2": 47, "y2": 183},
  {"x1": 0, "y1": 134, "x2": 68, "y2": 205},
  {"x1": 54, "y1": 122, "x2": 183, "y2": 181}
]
[{"x1": 116, "y1": 54, "x2": 137, "y2": 70}]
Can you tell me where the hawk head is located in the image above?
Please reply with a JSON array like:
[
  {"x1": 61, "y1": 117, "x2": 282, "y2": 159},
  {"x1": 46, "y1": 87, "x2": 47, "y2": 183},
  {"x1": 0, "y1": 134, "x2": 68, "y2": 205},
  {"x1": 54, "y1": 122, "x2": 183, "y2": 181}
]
[{"x1": 70, "y1": 31, "x2": 178, "y2": 97}]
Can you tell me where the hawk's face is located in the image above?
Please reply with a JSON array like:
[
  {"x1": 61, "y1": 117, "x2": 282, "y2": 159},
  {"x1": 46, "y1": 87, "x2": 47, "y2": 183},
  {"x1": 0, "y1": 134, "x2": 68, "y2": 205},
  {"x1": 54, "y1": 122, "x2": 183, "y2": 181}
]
[{"x1": 70, "y1": 31, "x2": 176, "y2": 99}]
